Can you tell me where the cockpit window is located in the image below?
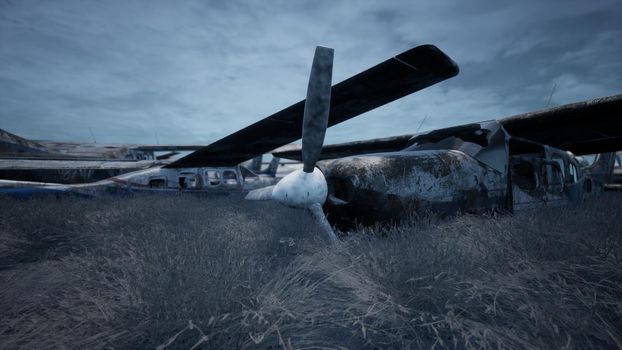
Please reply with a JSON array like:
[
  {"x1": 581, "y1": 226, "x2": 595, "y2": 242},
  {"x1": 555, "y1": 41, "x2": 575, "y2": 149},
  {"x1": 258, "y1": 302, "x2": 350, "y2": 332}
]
[
  {"x1": 551, "y1": 155, "x2": 565, "y2": 177},
  {"x1": 569, "y1": 163, "x2": 578, "y2": 183},
  {"x1": 541, "y1": 163, "x2": 564, "y2": 194},
  {"x1": 512, "y1": 160, "x2": 538, "y2": 191}
]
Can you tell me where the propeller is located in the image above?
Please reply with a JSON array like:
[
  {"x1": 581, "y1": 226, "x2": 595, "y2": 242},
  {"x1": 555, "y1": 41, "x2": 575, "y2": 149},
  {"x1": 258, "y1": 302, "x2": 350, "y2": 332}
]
[{"x1": 245, "y1": 46, "x2": 337, "y2": 242}]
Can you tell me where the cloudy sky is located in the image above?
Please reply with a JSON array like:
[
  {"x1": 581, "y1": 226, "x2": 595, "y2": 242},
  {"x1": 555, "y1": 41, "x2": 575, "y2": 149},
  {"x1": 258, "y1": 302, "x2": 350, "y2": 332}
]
[{"x1": 1, "y1": 0, "x2": 621, "y2": 147}]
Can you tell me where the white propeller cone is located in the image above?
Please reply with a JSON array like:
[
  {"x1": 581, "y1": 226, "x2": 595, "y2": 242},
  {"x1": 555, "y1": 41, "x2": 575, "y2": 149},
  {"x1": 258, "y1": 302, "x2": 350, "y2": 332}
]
[{"x1": 271, "y1": 168, "x2": 327, "y2": 208}]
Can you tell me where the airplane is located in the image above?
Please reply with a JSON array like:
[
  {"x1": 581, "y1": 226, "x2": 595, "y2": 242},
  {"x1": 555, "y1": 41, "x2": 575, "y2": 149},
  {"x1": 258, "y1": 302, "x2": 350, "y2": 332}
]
[
  {"x1": 3, "y1": 44, "x2": 619, "y2": 242},
  {"x1": 0, "y1": 126, "x2": 289, "y2": 186},
  {"x1": 0, "y1": 127, "x2": 205, "y2": 161},
  {"x1": 237, "y1": 47, "x2": 621, "y2": 239},
  {"x1": 268, "y1": 116, "x2": 619, "y2": 231},
  {"x1": 0, "y1": 127, "x2": 205, "y2": 184},
  {"x1": 0, "y1": 44, "x2": 459, "y2": 198}
]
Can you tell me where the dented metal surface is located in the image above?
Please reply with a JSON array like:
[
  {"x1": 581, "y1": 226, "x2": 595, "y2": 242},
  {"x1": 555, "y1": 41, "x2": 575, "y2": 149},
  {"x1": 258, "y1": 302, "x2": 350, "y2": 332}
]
[
  {"x1": 317, "y1": 121, "x2": 509, "y2": 228},
  {"x1": 322, "y1": 149, "x2": 506, "y2": 228}
]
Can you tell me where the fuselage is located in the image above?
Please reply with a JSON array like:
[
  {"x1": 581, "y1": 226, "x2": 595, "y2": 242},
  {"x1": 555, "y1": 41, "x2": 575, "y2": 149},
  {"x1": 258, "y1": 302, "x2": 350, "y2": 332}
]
[
  {"x1": 322, "y1": 150, "x2": 506, "y2": 228},
  {"x1": 320, "y1": 120, "x2": 594, "y2": 229},
  {"x1": 0, "y1": 163, "x2": 279, "y2": 197}
]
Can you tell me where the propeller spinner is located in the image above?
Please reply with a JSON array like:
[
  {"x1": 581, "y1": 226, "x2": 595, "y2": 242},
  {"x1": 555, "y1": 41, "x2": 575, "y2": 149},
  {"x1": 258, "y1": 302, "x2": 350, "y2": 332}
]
[{"x1": 245, "y1": 46, "x2": 337, "y2": 242}]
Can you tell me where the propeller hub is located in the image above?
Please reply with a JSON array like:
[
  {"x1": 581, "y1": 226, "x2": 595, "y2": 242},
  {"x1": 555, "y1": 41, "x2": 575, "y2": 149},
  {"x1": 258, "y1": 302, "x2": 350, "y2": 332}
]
[{"x1": 272, "y1": 168, "x2": 327, "y2": 208}]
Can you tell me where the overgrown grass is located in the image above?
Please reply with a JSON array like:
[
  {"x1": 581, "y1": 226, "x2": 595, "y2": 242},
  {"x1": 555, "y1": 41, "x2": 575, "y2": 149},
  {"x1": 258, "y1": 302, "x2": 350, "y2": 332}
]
[{"x1": 0, "y1": 193, "x2": 621, "y2": 349}]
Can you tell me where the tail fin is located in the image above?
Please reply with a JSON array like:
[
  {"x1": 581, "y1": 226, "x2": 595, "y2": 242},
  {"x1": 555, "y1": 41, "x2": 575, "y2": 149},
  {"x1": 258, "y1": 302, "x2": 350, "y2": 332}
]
[
  {"x1": 250, "y1": 155, "x2": 263, "y2": 173},
  {"x1": 264, "y1": 157, "x2": 280, "y2": 178},
  {"x1": 240, "y1": 156, "x2": 280, "y2": 179}
]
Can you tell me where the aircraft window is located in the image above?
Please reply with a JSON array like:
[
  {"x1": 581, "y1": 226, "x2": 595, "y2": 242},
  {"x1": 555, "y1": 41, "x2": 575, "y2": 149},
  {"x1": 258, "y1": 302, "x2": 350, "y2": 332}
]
[
  {"x1": 149, "y1": 178, "x2": 167, "y2": 188},
  {"x1": 206, "y1": 171, "x2": 220, "y2": 186},
  {"x1": 512, "y1": 160, "x2": 538, "y2": 191},
  {"x1": 222, "y1": 170, "x2": 238, "y2": 185},
  {"x1": 179, "y1": 175, "x2": 198, "y2": 189},
  {"x1": 179, "y1": 177, "x2": 186, "y2": 189},
  {"x1": 551, "y1": 156, "x2": 565, "y2": 177},
  {"x1": 569, "y1": 163, "x2": 578, "y2": 183},
  {"x1": 541, "y1": 163, "x2": 564, "y2": 194}
]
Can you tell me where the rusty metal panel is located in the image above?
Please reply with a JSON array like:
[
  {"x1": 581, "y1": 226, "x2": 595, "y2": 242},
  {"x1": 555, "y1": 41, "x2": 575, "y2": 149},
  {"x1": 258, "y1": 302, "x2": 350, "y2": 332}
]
[{"x1": 322, "y1": 150, "x2": 507, "y2": 228}]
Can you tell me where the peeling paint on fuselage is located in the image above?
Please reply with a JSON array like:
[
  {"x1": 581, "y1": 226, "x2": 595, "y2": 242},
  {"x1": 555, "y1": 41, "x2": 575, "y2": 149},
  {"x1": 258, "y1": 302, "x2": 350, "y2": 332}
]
[{"x1": 322, "y1": 149, "x2": 506, "y2": 229}]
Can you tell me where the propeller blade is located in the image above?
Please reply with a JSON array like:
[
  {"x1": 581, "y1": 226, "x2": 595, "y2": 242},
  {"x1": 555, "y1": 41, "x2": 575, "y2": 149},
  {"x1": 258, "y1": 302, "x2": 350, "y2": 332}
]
[
  {"x1": 309, "y1": 203, "x2": 337, "y2": 242},
  {"x1": 302, "y1": 46, "x2": 334, "y2": 173},
  {"x1": 244, "y1": 47, "x2": 337, "y2": 243},
  {"x1": 245, "y1": 185, "x2": 275, "y2": 201}
]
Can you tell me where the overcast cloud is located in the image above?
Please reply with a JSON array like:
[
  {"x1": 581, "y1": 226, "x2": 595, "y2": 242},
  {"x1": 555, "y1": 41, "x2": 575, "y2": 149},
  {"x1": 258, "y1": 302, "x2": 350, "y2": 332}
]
[{"x1": 1, "y1": 0, "x2": 621, "y2": 146}]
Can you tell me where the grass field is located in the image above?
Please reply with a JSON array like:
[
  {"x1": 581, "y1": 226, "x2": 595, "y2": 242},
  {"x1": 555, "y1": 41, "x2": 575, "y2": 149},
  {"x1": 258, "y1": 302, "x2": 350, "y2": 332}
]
[{"x1": 0, "y1": 193, "x2": 621, "y2": 349}]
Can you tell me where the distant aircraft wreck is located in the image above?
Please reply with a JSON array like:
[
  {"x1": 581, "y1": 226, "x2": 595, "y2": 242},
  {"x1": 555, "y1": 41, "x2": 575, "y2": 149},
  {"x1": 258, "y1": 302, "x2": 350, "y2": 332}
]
[
  {"x1": 1, "y1": 44, "x2": 620, "y2": 240},
  {"x1": 0, "y1": 127, "x2": 206, "y2": 160},
  {"x1": 0, "y1": 127, "x2": 207, "y2": 183}
]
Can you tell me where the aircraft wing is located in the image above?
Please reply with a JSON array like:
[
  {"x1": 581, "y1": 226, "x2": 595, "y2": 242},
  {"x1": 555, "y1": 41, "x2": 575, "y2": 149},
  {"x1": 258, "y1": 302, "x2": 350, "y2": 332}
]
[
  {"x1": 272, "y1": 134, "x2": 415, "y2": 161},
  {"x1": 34, "y1": 141, "x2": 204, "y2": 159},
  {"x1": 499, "y1": 93, "x2": 622, "y2": 155},
  {"x1": 130, "y1": 145, "x2": 204, "y2": 151},
  {"x1": 165, "y1": 44, "x2": 459, "y2": 168}
]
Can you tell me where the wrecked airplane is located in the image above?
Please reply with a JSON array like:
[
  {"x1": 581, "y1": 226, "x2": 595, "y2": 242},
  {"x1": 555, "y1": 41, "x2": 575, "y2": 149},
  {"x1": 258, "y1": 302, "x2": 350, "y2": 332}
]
[
  {"x1": 238, "y1": 46, "x2": 621, "y2": 239},
  {"x1": 0, "y1": 127, "x2": 206, "y2": 184},
  {"x1": 2, "y1": 43, "x2": 620, "y2": 240},
  {"x1": 269, "y1": 95, "x2": 622, "y2": 231}
]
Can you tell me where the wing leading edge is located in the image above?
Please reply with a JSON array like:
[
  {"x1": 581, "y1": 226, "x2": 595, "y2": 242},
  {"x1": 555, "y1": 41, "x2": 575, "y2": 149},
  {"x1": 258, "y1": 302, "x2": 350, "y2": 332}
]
[
  {"x1": 274, "y1": 93, "x2": 622, "y2": 161},
  {"x1": 500, "y1": 93, "x2": 622, "y2": 155},
  {"x1": 165, "y1": 44, "x2": 459, "y2": 168}
]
